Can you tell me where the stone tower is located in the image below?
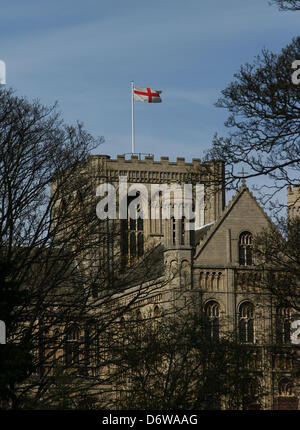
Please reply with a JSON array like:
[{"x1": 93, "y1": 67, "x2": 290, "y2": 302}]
[
  {"x1": 162, "y1": 181, "x2": 194, "y2": 291},
  {"x1": 89, "y1": 153, "x2": 224, "y2": 288},
  {"x1": 90, "y1": 153, "x2": 225, "y2": 253}
]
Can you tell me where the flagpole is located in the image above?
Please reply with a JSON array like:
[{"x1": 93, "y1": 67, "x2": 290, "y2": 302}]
[
  {"x1": 131, "y1": 80, "x2": 135, "y2": 154},
  {"x1": 0, "y1": 60, "x2": 6, "y2": 86}
]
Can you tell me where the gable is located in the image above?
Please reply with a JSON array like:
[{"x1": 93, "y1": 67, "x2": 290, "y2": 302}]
[{"x1": 194, "y1": 186, "x2": 272, "y2": 267}]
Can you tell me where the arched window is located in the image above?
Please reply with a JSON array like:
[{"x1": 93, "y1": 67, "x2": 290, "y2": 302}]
[
  {"x1": 65, "y1": 325, "x2": 80, "y2": 366},
  {"x1": 151, "y1": 305, "x2": 162, "y2": 330},
  {"x1": 137, "y1": 232, "x2": 144, "y2": 256},
  {"x1": 210, "y1": 272, "x2": 216, "y2": 290},
  {"x1": 171, "y1": 216, "x2": 176, "y2": 245},
  {"x1": 121, "y1": 219, "x2": 128, "y2": 256},
  {"x1": 276, "y1": 379, "x2": 299, "y2": 409},
  {"x1": 153, "y1": 305, "x2": 161, "y2": 318},
  {"x1": 276, "y1": 306, "x2": 292, "y2": 345},
  {"x1": 137, "y1": 207, "x2": 143, "y2": 231},
  {"x1": 199, "y1": 272, "x2": 205, "y2": 289},
  {"x1": 121, "y1": 194, "x2": 144, "y2": 260},
  {"x1": 181, "y1": 216, "x2": 185, "y2": 245},
  {"x1": 130, "y1": 232, "x2": 136, "y2": 257},
  {"x1": 130, "y1": 217, "x2": 136, "y2": 230},
  {"x1": 204, "y1": 272, "x2": 210, "y2": 289},
  {"x1": 66, "y1": 326, "x2": 79, "y2": 341},
  {"x1": 242, "y1": 377, "x2": 260, "y2": 410},
  {"x1": 204, "y1": 301, "x2": 220, "y2": 341},
  {"x1": 180, "y1": 261, "x2": 190, "y2": 288},
  {"x1": 239, "y1": 302, "x2": 254, "y2": 343},
  {"x1": 279, "y1": 379, "x2": 294, "y2": 397},
  {"x1": 239, "y1": 232, "x2": 253, "y2": 266}
]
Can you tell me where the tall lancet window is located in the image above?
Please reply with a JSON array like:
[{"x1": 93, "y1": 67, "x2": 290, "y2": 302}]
[
  {"x1": 239, "y1": 232, "x2": 253, "y2": 266},
  {"x1": 276, "y1": 306, "x2": 292, "y2": 345},
  {"x1": 181, "y1": 216, "x2": 185, "y2": 245},
  {"x1": 130, "y1": 232, "x2": 136, "y2": 257},
  {"x1": 171, "y1": 216, "x2": 176, "y2": 245},
  {"x1": 137, "y1": 232, "x2": 144, "y2": 256},
  {"x1": 239, "y1": 302, "x2": 254, "y2": 343},
  {"x1": 121, "y1": 193, "x2": 144, "y2": 262},
  {"x1": 204, "y1": 301, "x2": 220, "y2": 341},
  {"x1": 65, "y1": 325, "x2": 80, "y2": 366}
]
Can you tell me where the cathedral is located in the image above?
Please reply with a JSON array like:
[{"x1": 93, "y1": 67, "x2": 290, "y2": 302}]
[{"x1": 85, "y1": 153, "x2": 300, "y2": 410}]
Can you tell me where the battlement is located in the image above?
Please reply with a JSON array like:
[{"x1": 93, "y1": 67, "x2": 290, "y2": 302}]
[
  {"x1": 90, "y1": 153, "x2": 204, "y2": 168},
  {"x1": 88, "y1": 154, "x2": 225, "y2": 219}
]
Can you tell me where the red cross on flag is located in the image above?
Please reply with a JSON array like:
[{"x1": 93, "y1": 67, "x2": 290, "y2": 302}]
[{"x1": 133, "y1": 86, "x2": 162, "y2": 103}]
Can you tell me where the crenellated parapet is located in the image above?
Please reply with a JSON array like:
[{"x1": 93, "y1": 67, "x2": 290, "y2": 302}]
[
  {"x1": 89, "y1": 153, "x2": 225, "y2": 225},
  {"x1": 89, "y1": 154, "x2": 222, "y2": 183}
]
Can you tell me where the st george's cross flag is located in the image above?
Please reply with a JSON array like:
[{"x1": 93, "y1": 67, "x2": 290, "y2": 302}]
[{"x1": 133, "y1": 86, "x2": 162, "y2": 103}]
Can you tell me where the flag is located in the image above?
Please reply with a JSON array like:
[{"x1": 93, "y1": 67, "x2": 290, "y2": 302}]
[{"x1": 133, "y1": 86, "x2": 162, "y2": 103}]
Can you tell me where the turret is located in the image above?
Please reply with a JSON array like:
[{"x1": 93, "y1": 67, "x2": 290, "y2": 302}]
[{"x1": 163, "y1": 182, "x2": 193, "y2": 290}]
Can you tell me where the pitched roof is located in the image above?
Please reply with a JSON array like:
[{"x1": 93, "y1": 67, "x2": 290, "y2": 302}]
[{"x1": 194, "y1": 181, "x2": 275, "y2": 260}]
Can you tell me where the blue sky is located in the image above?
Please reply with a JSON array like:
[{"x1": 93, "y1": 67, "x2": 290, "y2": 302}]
[{"x1": 0, "y1": 0, "x2": 299, "y2": 169}]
